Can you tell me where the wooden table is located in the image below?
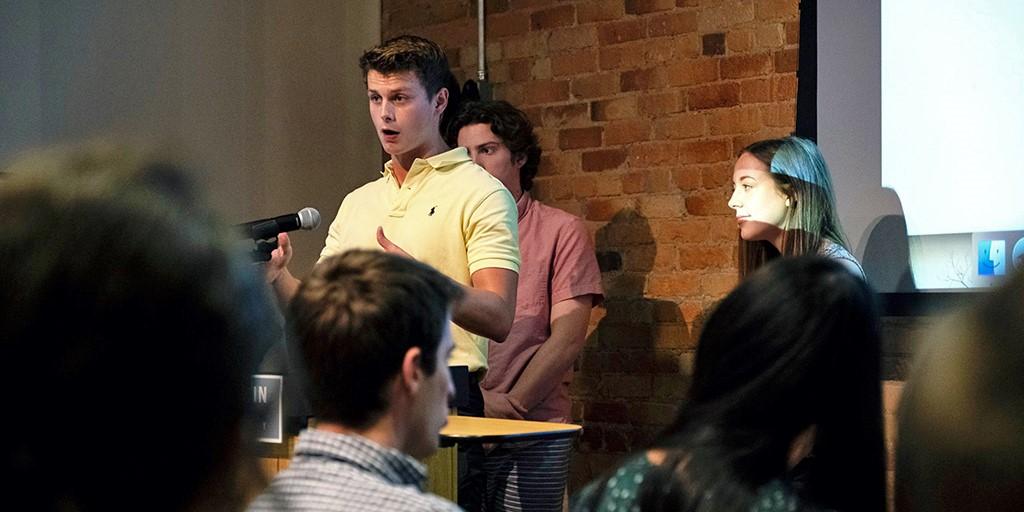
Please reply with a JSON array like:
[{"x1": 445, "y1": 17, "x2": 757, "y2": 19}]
[
  {"x1": 425, "y1": 415, "x2": 582, "y2": 502},
  {"x1": 439, "y1": 415, "x2": 582, "y2": 446}
]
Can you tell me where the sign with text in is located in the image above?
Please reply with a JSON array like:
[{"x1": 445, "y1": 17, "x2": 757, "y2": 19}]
[{"x1": 252, "y1": 374, "x2": 283, "y2": 443}]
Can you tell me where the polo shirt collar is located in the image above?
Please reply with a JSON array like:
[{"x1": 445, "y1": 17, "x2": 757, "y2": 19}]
[{"x1": 381, "y1": 147, "x2": 472, "y2": 184}]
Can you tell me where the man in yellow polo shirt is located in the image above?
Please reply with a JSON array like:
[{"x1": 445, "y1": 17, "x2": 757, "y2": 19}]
[
  {"x1": 267, "y1": 34, "x2": 518, "y2": 385},
  {"x1": 264, "y1": 34, "x2": 519, "y2": 510},
  {"x1": 318, "y1": 146, "x2": 519, "y2": 373}
]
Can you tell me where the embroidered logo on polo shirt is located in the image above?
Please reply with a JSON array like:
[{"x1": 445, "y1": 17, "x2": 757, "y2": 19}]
[{"x1": 429, "y1": 206, "x2": 437, "y2": 216}]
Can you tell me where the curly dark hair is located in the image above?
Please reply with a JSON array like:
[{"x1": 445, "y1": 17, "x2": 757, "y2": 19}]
[{"x1": 451, "y1": 100, "x2": 542, "y2": 192}]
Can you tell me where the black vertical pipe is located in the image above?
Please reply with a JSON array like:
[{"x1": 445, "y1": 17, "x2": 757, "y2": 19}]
[{"x1": 795, "y1": 0, "x2": 817, "y2": 140}]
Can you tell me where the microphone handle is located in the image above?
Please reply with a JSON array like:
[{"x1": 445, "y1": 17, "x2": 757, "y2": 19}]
[{"x1": 248, "y1": 214, "x2": 301, "y2": 240}]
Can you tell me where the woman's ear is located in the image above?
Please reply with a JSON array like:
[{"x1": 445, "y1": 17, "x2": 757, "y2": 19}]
[{"x1": 784, "y1": 189, "x2": 799, "y2": 209}]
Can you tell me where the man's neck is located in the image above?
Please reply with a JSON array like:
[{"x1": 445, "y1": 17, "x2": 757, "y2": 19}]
[
  {"x1": 390, "y1": 136, "x2": 450, "y2": 186},
  {"x1": 315, "y1": 417, "x2": 406, "y2": 454}
]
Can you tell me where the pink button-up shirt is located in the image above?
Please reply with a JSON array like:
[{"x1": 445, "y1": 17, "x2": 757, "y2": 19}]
[{"x1": 480, "y1": 192, "x2": 604, "y2": 422}]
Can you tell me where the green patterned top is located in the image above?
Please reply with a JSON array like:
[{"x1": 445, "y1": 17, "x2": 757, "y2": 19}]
[{"x1": 572, "y1": 453, "x2": 808, "y2": 512}]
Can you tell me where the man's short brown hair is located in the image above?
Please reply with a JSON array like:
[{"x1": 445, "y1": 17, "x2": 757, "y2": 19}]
[
  {"x1": 359, "y1": 34, "x2": 450, "y2": 96},
  {"x1": 289, "y1": 249, "x2": 464, "y2": 428}
]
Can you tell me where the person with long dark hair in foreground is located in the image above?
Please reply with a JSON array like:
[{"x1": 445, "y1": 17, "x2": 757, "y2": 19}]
[
  {"x1": 572, "y1": 256, "x2": 886, "y2": 512},
  {"x1": 729, "y1": 136, "x2": 864, "y2": 278}
]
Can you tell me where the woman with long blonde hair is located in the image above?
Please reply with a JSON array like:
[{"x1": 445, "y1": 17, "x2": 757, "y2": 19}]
[{"x1": 728, "y1": 136, "x2": 863, "y2": 278}]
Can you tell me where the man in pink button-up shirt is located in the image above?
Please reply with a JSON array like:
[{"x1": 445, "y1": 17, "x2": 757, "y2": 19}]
[{"x1": 454, "y1": 100, "x2": 604, "y2": 511}]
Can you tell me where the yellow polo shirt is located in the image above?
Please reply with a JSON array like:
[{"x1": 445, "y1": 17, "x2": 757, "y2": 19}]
[{"x1": 318, "y1": 147, "x2": 520, "y2": 371}]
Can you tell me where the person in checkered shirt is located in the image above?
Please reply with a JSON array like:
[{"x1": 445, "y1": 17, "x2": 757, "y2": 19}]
[{"x1": 248, "y1": 250, "x2": 465, "y2": 511}]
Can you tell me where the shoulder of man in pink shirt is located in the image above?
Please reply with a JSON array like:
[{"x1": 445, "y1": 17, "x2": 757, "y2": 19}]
[{"x1": 522, "y1": 200, "x2": 604, "y2": 306}]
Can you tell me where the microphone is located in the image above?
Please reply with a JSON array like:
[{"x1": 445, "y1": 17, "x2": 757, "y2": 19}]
[{"x1": 238, "y1": 207, "x2": 321, "y2": 240}]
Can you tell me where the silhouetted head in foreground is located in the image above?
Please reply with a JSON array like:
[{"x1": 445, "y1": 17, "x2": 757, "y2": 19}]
[
  {"x1": 897, "y1": 269, "x2": 1024, "y2": 512},
  {"x1": 0, "y1": 145, "x2": 277, "y2": 511}
]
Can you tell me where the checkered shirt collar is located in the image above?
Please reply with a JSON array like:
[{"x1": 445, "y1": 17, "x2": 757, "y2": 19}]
[{"x1": 293, "y1": 428, "x2": 428, "y2": 489}]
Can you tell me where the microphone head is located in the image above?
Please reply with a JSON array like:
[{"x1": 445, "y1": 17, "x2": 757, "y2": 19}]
[{"x1": 297, "y1": 207, "x2": 321, "y2": 230}]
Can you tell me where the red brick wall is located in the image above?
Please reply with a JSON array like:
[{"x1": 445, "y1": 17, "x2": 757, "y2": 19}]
[{"x1": 382, "y1": 0, "x2": 800, "y2": 490}]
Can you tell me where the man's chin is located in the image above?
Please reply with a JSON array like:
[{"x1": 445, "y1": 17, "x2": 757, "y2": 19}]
[{"x1": 377, "y1": 136, "x2": 399, "y2": 149}]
